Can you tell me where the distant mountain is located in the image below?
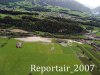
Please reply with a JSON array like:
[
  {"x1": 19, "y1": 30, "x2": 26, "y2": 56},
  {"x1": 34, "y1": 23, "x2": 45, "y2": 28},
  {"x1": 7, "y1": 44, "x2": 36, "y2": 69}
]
[{"x1": 93, "y1": 6, "x2": 100, "y2": 14}]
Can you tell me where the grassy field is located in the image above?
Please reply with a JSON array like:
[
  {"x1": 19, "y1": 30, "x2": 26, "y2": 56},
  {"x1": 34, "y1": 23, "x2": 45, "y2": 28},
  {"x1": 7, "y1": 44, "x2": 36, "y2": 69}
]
[
  {"x1": 96, "y1": 32, "x2": 100, "y2": 36},
  {"x1": 0, "y1": 38, "x2": 91, "y2": 75},
  {"x1": 77, "y1": 44, "x2": 100, "y2": 75},
  {"x1": 93, "y1": 27, "x2": 100, "y2": 36}
]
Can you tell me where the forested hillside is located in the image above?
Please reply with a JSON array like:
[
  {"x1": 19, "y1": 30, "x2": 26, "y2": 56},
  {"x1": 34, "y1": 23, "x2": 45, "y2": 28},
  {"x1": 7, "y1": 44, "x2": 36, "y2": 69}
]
[{"x1": 0, "y1": 0, "x2": 99, "y2": 35}]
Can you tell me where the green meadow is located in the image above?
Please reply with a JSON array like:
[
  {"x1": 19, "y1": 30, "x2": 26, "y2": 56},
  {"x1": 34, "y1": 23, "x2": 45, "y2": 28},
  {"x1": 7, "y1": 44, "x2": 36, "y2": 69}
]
[
  {"x1": 96, "y1": 32, "x2": 100, "y2": 36},
  {"x1": 0, "y1": 38, "x2": 91, "y2": 75}
]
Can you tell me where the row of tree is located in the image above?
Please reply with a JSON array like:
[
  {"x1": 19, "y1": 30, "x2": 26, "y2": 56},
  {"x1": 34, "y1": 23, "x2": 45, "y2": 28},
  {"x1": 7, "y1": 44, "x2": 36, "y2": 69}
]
[{"x1": 0, "y1": 9, "x2": 39, "y2": 15}]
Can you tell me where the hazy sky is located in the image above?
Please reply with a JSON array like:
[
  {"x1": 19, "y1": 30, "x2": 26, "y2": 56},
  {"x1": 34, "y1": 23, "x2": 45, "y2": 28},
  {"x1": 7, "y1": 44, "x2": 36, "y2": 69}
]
[{"x1": 75, "y1": 0, "x2": 100, "y2": 8}]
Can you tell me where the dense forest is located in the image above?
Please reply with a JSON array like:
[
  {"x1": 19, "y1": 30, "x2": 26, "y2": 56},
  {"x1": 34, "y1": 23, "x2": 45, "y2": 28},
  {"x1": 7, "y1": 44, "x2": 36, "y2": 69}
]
[
  {"x1": 34, "y1": 17, "x2": 83, "y2": 34},
  {"x1": 0, "y1": 9, "x2": 39, "y2": 15},
  {"x1": 0, "y1": 15, "x2": 84, "y2": 34}
]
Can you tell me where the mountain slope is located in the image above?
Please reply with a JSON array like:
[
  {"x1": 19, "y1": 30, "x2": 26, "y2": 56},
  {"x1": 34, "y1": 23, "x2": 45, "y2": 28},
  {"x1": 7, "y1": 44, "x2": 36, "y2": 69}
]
[
  {"x1": 93, "y1": 6, "x2": 100, "y2": 14},
  {"x1": 0, "y1": 0, "x2": 23, "y2": 3},
  {"x1": 38, "y1": 0, "x2": 91, "y2": 12},
  {"x1": 0, "y1": 0, "x2": 91, "y2": 13}
]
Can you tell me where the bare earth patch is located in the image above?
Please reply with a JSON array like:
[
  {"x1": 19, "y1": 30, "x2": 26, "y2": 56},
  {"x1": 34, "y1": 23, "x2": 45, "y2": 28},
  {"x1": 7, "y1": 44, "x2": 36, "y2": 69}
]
[
  {"x1": 15, "y1": 36, "x2": 83, "y2": 44},
  {"x1": 15, "y1": 36, "x2": 52, "y2": 43},
  {"x1": 10, "y1": 29, "x2": 28, "y2": 33}
]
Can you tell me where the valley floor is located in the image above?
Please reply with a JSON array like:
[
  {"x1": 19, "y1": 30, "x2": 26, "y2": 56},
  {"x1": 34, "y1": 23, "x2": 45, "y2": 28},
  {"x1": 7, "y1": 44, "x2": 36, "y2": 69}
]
[{"x1": 0, "y1": 38, "x2": 91, "y2": 75}]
